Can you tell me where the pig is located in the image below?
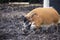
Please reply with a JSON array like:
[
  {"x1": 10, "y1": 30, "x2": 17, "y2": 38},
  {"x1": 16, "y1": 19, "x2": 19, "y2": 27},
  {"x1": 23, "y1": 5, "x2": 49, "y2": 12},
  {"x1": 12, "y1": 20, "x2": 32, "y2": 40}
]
[{"x1": 21, "y1": 7, "x2": 60, "y2": 33}]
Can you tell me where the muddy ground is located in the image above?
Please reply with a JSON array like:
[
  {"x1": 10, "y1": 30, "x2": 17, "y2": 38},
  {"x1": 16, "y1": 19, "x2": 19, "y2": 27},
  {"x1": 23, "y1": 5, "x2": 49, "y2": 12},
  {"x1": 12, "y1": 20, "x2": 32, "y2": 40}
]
[{"x1": 0, "y1": 4, "x2": 60, "y2": 40}]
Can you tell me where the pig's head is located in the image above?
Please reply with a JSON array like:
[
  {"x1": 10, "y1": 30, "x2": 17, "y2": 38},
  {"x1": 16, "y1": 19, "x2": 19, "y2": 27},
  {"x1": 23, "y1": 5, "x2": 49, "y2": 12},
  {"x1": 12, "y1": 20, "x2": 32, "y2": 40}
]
[{"x1": 20, "y1": 15, "x2": 36, "y2": 34}]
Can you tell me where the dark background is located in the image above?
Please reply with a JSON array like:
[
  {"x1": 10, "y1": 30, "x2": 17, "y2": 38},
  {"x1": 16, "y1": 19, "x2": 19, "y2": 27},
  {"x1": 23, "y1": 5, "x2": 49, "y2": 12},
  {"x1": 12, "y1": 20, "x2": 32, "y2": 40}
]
[
  {"x1": 50, "y1": 0, "x2": 60, "y2": 14},
  {"x1": 0, "y1": 0, "x2": 43, "y2": 4},
  {"x1": 0, "y1": 0, "x2": 60, "y2": 14}
]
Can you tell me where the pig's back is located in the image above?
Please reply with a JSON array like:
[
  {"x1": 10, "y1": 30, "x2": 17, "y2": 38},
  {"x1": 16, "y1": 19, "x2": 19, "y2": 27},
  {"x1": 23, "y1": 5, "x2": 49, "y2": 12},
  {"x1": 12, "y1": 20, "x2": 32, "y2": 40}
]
[{"x1": 32, "y1": 7, "x2": 59, "y2": 24}]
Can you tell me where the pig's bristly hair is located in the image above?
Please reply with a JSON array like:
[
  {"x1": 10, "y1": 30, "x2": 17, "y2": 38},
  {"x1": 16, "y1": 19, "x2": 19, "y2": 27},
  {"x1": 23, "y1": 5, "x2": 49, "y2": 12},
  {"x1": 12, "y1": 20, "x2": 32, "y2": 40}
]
[{"x1": 24, "y1": 7, "x2": 59, "y2": 29}]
